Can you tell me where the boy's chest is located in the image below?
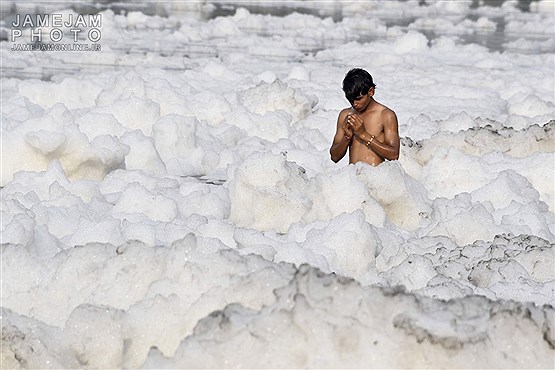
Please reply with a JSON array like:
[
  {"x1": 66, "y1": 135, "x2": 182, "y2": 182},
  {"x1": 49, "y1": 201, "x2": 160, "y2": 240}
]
[{"x1": 361, "y1": 113, "x2": 383, "y2": 132}]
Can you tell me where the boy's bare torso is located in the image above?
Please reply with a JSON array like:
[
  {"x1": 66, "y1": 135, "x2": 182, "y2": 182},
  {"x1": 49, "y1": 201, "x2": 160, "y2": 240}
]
[{"x1": 343, "y1": 103, "x2": 390, "y2": 166}]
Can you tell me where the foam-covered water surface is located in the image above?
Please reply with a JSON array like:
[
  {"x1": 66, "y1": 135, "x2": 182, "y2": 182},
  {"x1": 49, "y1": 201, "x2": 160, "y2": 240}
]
[{"x1": 2, "y1": 0, "x2": 554, "y2": 368}]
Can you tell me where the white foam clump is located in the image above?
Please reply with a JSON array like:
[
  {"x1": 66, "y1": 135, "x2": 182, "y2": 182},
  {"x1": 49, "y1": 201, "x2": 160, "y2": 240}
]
[
  {"x1": 392, "y1": 31, "x2": 429, "y2": 53},
  {"x1": 504, "y1": 37, "x2": 555, "y2": 53},
  {"x1": 120, "y1": 130, "x2": 167, "y2": 176},
  {"x1": 18, "y1": 78, "x2": 103, "y2": 109},
  {"x1": 421, "y1": 194, "x2": 503, "y2": 246},
  {"x1": 227, "y1": 148, "x2": 553, "y2": 247},
  {"x1": 432, "y1": 0, "x2": 473, "y2": 13},
  {"x1": 304, "y1": 165, "x2": 387, "y2": 227},
  {"x1": 141, "y1": 265, "x2": 554, "y2": 368},
  {"x1": 406, "y1": 122, "x2": 555, "y2": 210},
  {"x1": 1, "y1": 236, "x2": 296, "y2": 368},
  {"x1": 470, "y1": 171, "x2": 554, "y2": 241},
  {"x1": 1, "y1": 161, "x2": 127, "y2": 251},
  {"x1": 4, "y1": 248, "x2": 552, "y2": 369},
  {"x1": 225, "y1": 108, "x2": 292, "y2": 142},
  {"x1": 227, "y1": 152, "x2": 312, "y2": 232},
  {"x1": 409, "y1": 16, "x2": 496, "y2": 35},
  {"x1": 242, "y1": 79, "x2": 317, "y2": 123},
  {"x1": 354, "y1": 162, "x2": 432, "y2": 231},
  {"x1": 415, "y1": 234, "x2": 555, "y2": 305},
  {"x1": 508, "y1": 94, "x2": 555, "y2": 117},
  {"x1": 152, "y1": 114, "x2": 219, "y2": 176},
  {"x1": 111, "y1": 182, "x2": 178, "y2": 223},
  {"x1": 227, "y1": 152, "x2": 432, "y2": 233},
  {"x1": 1, "y1": 103, "x2": 129, "y2": 186},
  {"x1": 96, "y1": 94, "x2": 161, "y2": 136},
  {"x1": 286, "y1": 65, "x2": 311, "y2": 81},
  {"x1": 231, "y1": 209, "x2": 383, "y2": 284}
]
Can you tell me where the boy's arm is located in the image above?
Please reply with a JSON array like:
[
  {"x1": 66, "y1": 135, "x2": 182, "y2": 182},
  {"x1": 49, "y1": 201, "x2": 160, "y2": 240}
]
[{"x1": 330, "y1": 110, "x2": 353, "y2": 163}]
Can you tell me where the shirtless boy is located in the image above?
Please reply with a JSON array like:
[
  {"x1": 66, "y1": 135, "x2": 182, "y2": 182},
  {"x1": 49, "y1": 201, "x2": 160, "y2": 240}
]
[{"x1": 330, "y1": 68, "x2": 400, "y2": 166}]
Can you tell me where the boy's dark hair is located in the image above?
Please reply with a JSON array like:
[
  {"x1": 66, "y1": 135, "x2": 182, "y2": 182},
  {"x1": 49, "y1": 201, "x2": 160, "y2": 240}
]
[{"x1": 342, "y1": 68, "x2": 376, "y2": 103}]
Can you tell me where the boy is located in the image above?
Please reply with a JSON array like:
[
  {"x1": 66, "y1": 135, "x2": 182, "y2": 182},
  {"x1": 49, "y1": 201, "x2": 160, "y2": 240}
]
[{"x1": 330, "y1": 68, "x2": 400, "y2": 166}]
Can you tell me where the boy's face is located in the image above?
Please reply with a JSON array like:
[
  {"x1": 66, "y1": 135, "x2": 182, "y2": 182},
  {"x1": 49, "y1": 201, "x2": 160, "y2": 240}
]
[{"x1": 350, "y1": 87, "x2": 374, "y2": 112}]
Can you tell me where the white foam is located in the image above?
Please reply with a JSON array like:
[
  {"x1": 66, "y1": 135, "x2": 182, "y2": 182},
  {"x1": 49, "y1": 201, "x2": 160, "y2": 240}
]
[
  {"x1": 2, "y1": 1, "x2": 554, "y2": 368},
  {"x1": 139, "y1": 265, "x2": 554, "y2": 368},
  {"x1": 227, "y1": 152, "x2": 311, "y2": 232}
]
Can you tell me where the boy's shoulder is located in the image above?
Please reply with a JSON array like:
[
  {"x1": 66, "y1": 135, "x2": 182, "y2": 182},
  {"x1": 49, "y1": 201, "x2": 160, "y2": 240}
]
[
  {"x1": 339, "y1": 107, "x2": 354, "y2": 116},
  {"x1": 376, "y1": 102, "x2": 396, "y2": 116}
]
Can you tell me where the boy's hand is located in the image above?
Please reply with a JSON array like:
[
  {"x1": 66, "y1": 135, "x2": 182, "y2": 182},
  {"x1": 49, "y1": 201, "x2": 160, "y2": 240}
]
[
  {"x1": 347, "y1": 113, "x2": 365, "y2": 137},
  {"x1": 343, "y1": 115, "x2": 354, "y2": 141}
]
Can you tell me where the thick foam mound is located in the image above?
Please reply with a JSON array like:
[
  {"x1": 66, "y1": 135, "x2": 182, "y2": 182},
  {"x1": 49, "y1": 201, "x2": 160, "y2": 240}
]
[
  {"x1": 227, "y1": 152, "x2": 312, "y2": 232},
  {"x1": 1, "y1": 236, "x2": 296, "y2": 368},
  {"x1": 3, "y1": 249, "x2": 553, "y2": 369},
  {"x1": 140, "y1": 265, "x2": 554, "y2": 369},
  {"x1": 228, "y1": 153, "x2": 436, "y2": 233},
  {"x1": 354, "y1": 161, "x2": 432, "y2": 230},
  {"x1": 381, "y1": 233, "x2": 555, "y2": 305},
  {"x1": 242, "y1": 79, "x2": 317, "y2": 123},
  {"x1": 1, "y1": 104, "x2": 129, "y2": 185}
]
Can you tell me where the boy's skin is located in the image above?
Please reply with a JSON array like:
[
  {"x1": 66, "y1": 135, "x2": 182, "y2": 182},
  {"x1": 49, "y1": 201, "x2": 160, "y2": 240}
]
[{"x1": 330, "y1": 86, "x2": 400, "y2": 166}]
